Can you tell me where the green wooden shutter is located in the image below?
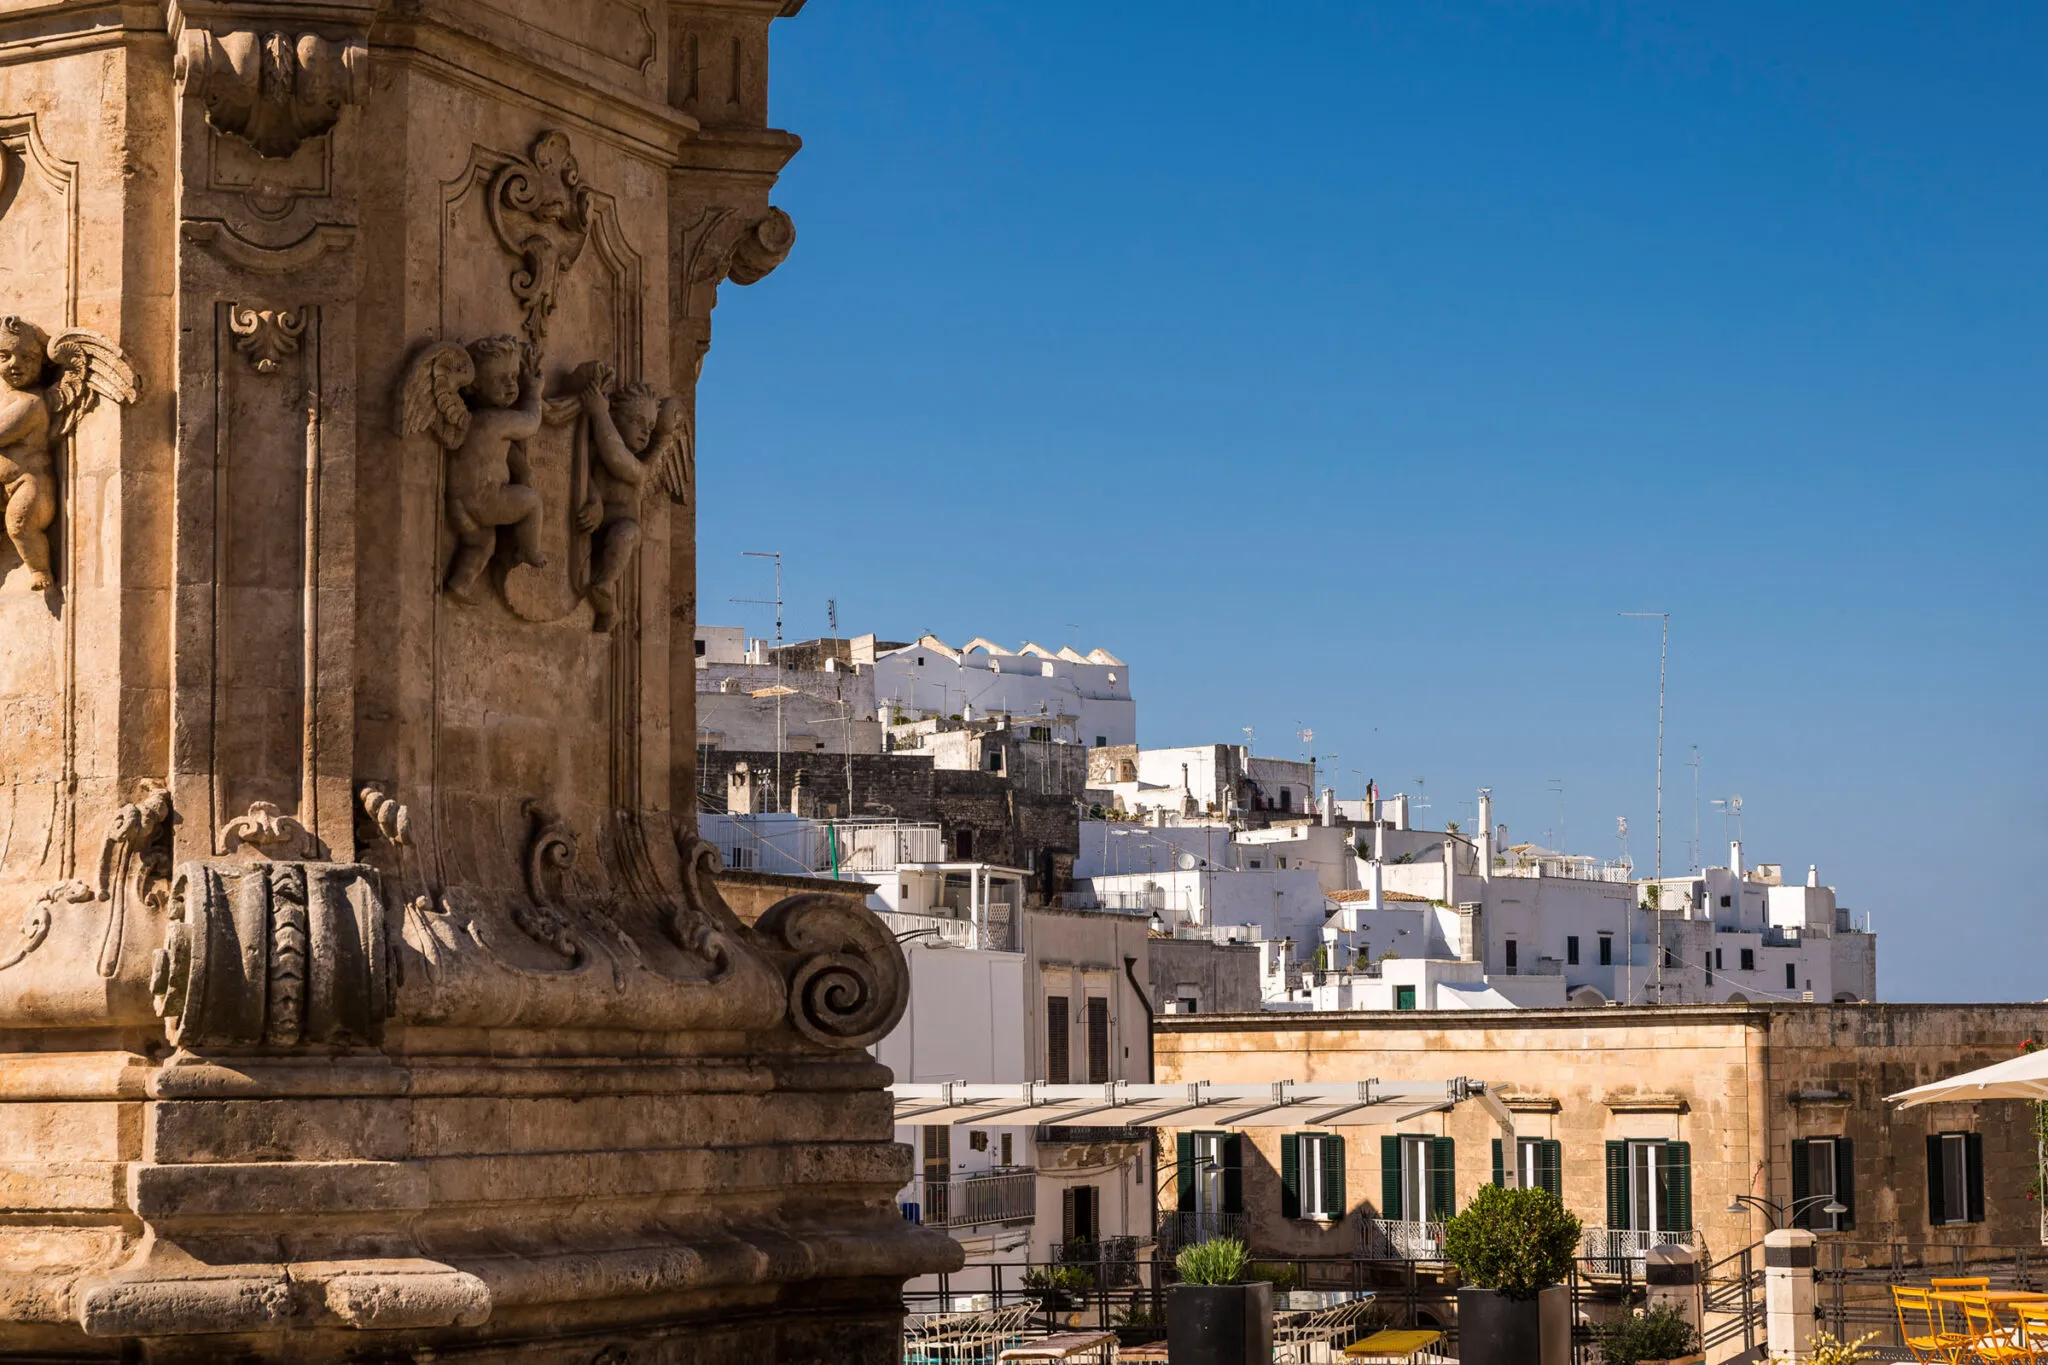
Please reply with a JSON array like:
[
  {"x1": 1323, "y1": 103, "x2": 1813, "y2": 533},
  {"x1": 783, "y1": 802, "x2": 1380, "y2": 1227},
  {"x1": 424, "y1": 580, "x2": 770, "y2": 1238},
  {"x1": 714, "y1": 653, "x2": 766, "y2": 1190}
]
[
  {"x1": 1280, "y1": 1134, "x2": 1301, "y2": 1220},
  {"x1": 1790, "y1": 1138, "x2": 1812, "y2": 1229},
  {"x1": 1835, "y1": 1138, "x2": 1855, "y2": 1231},
  {"x1": 1429, "y1": 1137, "x2": 1455, "y2": 1221},
  {"x1": 1540, "y1": 1140, "x2": 1563, "y2": 1200},
  {"x1": 1381, "y1": 1136, "x2": 1402, "y2": 1218},
  {"x1": 1176, "y1": 1132, "x2": 1195, "y2": 1212},
  {"x1": 1606, "y1": 1141, "x2": 1629, "y2": 1228},
  {"x1": 1664, "y1": 1141, "x2": 1692, "y2": 1232},
  {"x1": 1062, "y1": 1186, "x2": 1077, "y2": 1242},
  {"x1": 1491, "y1": 1138, "x2": 1504, "y2": 1187},
  {"x1": 1325, "y1": 1136, "x2": 1346, "y2": 1219},
  {"x1": 1966, "y1": 1133, "x2": 1985, "y2": 1223},
  {"x1": 1221, "y1": 1132, "x2": 1243, "y2": 1214},
  {"x1": 1926, "y1": 1134, "x2": 1946, "y2": 1226}
]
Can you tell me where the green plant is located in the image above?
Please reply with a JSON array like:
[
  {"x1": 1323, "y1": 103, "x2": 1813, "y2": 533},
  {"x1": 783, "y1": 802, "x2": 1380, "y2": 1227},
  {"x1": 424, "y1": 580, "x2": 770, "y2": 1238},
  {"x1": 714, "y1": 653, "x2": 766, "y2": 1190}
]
[
  {"x1": 1597, "y1": 1304, "x2": 1698, "y2": 1364},
  {"x1": 1441, "y1": 1184, "x2": 1582, "y2": 1300},
  {"x1": 1113, "y1": 1296, "x2": 1162, "y2": 1327},
  {"x1": 1771, "y1": 1331, "x2": 1878, "y2": 1365},
  {"x1": 1021, "y1": 1264, "x2": 1093, "y2": 1309},
  {"x1": 1250, "y1": 1261, "x2": 1298, "y2": 1293},
  {"x1": 1174, "y1": 1236, "x2": 1251, "y2": 1286}
]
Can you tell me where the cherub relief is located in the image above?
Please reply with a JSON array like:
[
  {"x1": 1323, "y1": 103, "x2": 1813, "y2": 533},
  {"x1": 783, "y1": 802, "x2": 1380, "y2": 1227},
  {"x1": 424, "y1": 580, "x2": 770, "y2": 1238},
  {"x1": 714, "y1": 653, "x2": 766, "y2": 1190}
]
[
  {"x1": 571, "y1": 363, "x2": 689, "y2": 633},
  {"x1": 397, "y1": 335, "x2": 550, "y2": 602},
  {"x1": 0, "y1": 318, "x2": 137, "y2": 590}
]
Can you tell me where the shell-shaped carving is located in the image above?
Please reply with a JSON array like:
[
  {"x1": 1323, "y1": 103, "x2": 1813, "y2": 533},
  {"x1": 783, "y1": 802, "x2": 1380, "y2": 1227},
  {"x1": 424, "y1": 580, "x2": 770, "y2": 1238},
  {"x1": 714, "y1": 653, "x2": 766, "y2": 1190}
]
[{"x1": 754, "y1": 892, "x2": 909, "y2": 1049}]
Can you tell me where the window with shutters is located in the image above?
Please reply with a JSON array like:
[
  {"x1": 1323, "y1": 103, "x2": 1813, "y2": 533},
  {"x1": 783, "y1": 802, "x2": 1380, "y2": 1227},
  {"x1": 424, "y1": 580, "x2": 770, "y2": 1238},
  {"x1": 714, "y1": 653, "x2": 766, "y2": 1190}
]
[
  {"x1": 1791, "y1": 1137, "x2": 1854, "y2": 1231},
  {"x1": 1179, "y1": 1131, "x2": 1239, "y2": 1217},
  {"x1": 1927, "y1": 1131, "x2": 1984, "y2": 1226},
  {"x1": 1567, "y1": 936, "x2": 1580, "y2": 966},
  {"x1": 1786, "y1": 962, "x2": 1797, "y2": 990},
  {"x1": 921, "y1": 1126, "x2": 952, "y2": 1223},
  {"x1": 1741, "y1": 948, "x2": 1755, "y2": 971},
  {"x1": 1599, "y1": 934, "x2": 1613, "y2": 966},
  {"x1": 1383, "y1": 1134, "x2": 1453, "y2": 1221},
  {"x1": 1606, "y1": 1139, "x2": 1692, "y2": 1234},
  {"x1": 1493, "y1": 1136, "x2": 1564, "y2": 1200},
  {"x1": 1085, "y1": 996, "x2": 1110, "y2": 1084},
  {"x1": 1062, "y1": 1184, "x2": 1099, "y2": 1244},
  {"x1": 1284, "y1": 1133, "x2": 1348, "y2": 1220},
  {"x1": 1045, "y1": 995, "x2": 1070, "y2": 1084},
  {"x1": 1504, "y1": 939, "x2": 1518, "y2": 974}
]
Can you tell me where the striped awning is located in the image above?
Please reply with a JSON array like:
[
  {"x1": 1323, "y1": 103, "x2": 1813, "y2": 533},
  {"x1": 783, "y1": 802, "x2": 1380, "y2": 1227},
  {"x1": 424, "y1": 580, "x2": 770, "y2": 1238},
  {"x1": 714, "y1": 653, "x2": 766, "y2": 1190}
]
[{"x1": 889, "y1": 1079, "x2": 1501, "y2": 1129}]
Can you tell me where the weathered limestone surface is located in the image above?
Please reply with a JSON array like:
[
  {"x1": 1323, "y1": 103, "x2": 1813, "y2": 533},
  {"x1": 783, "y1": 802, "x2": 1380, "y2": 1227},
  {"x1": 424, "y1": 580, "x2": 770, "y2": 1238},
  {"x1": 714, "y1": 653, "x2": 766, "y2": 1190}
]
[{"x1": 0, "y1": 2, "x2": 958, "y2": 1360}]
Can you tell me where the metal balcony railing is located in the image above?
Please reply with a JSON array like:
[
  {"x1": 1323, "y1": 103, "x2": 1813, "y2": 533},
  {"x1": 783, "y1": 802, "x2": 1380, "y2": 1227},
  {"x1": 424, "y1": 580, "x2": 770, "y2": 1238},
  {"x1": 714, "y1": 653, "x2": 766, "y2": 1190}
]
[
  {"x1": 1156, "y1": 1210, "x2": 1245, "y2": 1253},
  {"x1": 1360, "y1": 1217, "x2": 1448, "y2": 1260},
  {"x1": 1582, "y1": 1225, "x2": 1701, "y2": 1272},
  {"x1": 901, "y1": 1170, "x2": 1036, "y2": 1230}
]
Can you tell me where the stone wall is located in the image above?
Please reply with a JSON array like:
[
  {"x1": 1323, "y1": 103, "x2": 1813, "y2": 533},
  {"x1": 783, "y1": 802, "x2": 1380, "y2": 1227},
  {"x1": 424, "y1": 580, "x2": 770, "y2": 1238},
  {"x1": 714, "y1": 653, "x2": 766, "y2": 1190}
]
[{"x1": 1154, "y1": 1003, "x2": 2048, "y2": 1264}]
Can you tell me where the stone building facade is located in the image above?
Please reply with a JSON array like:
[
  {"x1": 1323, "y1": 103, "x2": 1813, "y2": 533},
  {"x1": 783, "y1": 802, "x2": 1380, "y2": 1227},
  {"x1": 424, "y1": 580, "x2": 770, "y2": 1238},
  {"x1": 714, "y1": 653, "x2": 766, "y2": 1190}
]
[
  {"x1": 0, "y1": 2, "x2": 952, "y2": 1361},
  {"x1": 1153, "y1": 1004, "x2": 2048, "y2": 1266}
]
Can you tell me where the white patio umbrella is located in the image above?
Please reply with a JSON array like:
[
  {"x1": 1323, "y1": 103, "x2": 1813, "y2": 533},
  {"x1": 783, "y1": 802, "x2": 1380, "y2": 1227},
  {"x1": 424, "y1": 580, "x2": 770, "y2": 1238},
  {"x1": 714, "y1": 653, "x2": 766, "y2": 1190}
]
[{"x1": 1888, "y1": 1050, "x2": 2048, "y2": 1108}]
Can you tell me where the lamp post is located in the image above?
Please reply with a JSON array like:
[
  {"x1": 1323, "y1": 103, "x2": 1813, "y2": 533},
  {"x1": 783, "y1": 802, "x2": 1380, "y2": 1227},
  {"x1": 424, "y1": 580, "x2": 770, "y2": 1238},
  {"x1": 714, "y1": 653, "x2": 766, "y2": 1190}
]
[{"x1": 1725, "y1": 1193, "x2": 1846, "y2": 1230}]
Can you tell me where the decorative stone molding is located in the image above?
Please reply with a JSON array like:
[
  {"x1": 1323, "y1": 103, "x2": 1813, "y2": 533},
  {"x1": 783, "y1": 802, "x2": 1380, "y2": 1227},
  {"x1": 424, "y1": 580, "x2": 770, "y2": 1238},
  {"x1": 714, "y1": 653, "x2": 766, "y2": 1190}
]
[
  {"x1": 488, "y1": 131, "x2": 592, "y2": 343},
  {"x1": 754, "y1": 888, "x2": 912, "y2": 1048},
  {"x1": 176, "y1": 29, "x2": 370, "y2": 159},
  {"x1": 227, "y1": 305, "x2": 306, "y2": 373},
  {"x1": 356, "y1": 784, "x2": 410, "y2": 846},
  {"x1": 150, "y1": 860, "x2": 392, "y2": 1047},
  {"x1": 1603, "y1": 1091, "x2": 1690, "y2": 1114},
  {"x1": 219, "y1": 799, "x2": 323, "y2": 861},
  {"x1": 683, "y1": 205, "x2": 796, "y2": 291},
  {"x1": 1502, "y1": 1091, "x2": 1562, "y2": 1113},
  {"x1": 515, "y1": 799, "x2": 584, "y2": 962}
]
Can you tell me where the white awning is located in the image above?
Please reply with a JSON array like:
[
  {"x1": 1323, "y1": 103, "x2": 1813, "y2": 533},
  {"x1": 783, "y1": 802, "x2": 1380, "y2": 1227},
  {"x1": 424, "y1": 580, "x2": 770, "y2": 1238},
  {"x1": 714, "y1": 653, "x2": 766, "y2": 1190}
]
[
  {"x1": 1888, "y1": 1051, "x2": 2048, "y2": 1109},
  {"x1": 890, "y1": 1079, "x2": 1506, "y2": 1129}
]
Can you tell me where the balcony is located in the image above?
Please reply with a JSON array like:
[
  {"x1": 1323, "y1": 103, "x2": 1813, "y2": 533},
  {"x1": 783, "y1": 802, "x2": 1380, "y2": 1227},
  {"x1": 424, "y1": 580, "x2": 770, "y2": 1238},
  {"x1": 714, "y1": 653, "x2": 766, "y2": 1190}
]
[
  {"x1": 701, "y1": 814, "x2": 943, "y2": 878},
  {"x1": 900, "y1": 1169, "x2": 1036, "y2": 1230},
  {"x1": 1157, "y1": 1210, "x2": 1245, "y2": 1253},
  {"x1": 1582, "y1": 1225, "x2": 1701, "y2": 1273},
  {"x1": 876, "y1": 910, "x2": 1015, "y2": 953},
  {"x1": 1360, "y1": 1217, "x2": 1448, "y2": 1260}
]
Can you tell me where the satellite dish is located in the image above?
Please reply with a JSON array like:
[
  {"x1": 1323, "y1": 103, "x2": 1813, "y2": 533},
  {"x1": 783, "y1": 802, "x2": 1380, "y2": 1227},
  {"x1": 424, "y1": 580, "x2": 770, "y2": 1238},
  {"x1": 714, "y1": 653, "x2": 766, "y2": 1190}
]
[{"x1": 1177, "y1": 852, "x2": 1199, "y2": 872}]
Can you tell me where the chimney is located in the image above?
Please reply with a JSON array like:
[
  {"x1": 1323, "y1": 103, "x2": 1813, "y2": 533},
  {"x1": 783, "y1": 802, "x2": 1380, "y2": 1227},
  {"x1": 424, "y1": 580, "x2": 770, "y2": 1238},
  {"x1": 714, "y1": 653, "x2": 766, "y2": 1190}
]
[
  {"x1": 1390, "y1": 793, "x2": 1410, "y2": 831},
  {"x1": 1730, "y1": 839, "x2": 1745, "y2": 880},
  {"x1": 1319, "y1": 787, "x2": 1335, "y2": 826},
  {"x1": 1368, "y1": 855, "x2": 1383, "y2": 911},
  {"x1": 1443, "y1": 835, "x2": 1457, "y2": 900},
  {"x1": 1807, "y1": 864, "x2": 1818, "y2": 888}
]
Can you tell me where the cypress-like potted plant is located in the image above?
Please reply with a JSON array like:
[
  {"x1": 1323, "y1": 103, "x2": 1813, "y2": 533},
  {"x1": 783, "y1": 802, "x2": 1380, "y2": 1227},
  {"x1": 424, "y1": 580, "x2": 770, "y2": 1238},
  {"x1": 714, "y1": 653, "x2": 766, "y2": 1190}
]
[
  {"x1": 1166, "y1": 1237, "x2": 1273, "y2": 1365},
  {"x1": 1442, "y1": 1184, "x2": 1582, "y2": 1365}
]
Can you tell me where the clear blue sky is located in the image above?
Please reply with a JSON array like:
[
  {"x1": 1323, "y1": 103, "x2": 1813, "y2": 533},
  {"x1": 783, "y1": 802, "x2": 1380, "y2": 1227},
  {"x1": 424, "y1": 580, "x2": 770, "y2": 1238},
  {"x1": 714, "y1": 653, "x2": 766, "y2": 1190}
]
[{"x1": 697, "y1": 2, "x2": 2046, "y2": 1003}]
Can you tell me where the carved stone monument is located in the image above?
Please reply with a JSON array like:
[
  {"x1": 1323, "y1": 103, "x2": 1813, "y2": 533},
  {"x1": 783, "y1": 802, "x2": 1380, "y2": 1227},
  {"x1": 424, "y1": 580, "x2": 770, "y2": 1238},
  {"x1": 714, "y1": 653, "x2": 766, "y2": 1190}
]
[{"x1": 0, "y1": 3, "x2": 956, "y2": 1360}]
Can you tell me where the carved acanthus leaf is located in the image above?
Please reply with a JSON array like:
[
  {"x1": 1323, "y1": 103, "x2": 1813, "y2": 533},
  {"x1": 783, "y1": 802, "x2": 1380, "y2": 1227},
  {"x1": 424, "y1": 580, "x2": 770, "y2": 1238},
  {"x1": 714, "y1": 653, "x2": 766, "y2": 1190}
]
[
  {"x1": 220, "y1": 800, "x2": 322, "y2": 861},
  {"x1": 228, "y1": 306, "x2": 307, "y2": 374},
  {"x1": 517, "y1": 800, "x2": 583, "y2": 962},
  {"x1": 177, "y1": 28, "x2": 369, "y2": 159}
]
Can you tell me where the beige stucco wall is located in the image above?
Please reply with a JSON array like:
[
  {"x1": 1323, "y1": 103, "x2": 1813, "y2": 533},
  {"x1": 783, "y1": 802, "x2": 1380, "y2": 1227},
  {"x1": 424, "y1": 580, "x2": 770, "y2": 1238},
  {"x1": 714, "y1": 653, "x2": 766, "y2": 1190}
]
[{"x1": 1155, "y1": 1003, "x2": 2048, "y2": 1263}]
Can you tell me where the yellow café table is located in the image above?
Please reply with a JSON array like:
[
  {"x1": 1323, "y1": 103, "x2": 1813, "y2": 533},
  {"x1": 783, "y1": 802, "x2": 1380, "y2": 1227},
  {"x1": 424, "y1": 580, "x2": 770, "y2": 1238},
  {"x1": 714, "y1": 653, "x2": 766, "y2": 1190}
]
[{"x1": 1344, "y1": 1328, "x2": 1445, "y2": 1362}]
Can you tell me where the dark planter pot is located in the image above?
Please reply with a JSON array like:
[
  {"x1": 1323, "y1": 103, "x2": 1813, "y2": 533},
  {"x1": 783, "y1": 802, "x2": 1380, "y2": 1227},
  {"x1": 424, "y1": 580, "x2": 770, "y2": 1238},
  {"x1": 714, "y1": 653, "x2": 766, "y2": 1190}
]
[
  {"x1": 1457, "y1": 1284, "x2": 1570, "y2": 1365},
  {"x1": 1166, "y1": 1282, "x2": 1273, "y2": 1365}
]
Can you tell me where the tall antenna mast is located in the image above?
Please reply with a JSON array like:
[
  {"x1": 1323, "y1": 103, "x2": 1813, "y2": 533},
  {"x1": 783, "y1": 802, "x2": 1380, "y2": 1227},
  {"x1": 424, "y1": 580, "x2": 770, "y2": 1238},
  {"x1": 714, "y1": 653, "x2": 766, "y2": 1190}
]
[
  {"x1": 827, "y1": 598, "x2": 853, "y2": 813},
  {"x1": 734, "y1": 551, "x2": 784, "y2": 805},
  {"x1": 1687, "y1": 745, "x2": 1701, "y2": 872},
  {"x1": 1621, "y1": 611, "x2": 1670, "y2": 1004}
]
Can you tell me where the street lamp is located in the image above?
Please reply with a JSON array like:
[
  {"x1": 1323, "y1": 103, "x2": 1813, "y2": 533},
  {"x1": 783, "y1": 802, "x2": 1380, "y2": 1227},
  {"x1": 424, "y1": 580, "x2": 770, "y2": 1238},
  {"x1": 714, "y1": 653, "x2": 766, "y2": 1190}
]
[{"x1": 1725, "y1": 1192, "x2": 1847, "y2": 1230}]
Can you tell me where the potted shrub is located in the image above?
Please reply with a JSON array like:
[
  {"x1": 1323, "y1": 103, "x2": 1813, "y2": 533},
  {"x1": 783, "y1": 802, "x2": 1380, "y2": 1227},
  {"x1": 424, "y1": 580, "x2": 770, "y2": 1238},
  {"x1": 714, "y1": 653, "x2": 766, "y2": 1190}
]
[
  {"x1": 1443, "y1": 1184, "x2": 1582, "y2": 1365},
  {"x1": 1021, "y1": 1264, "x2": 1093, "y2": 1324},
  {"x1": 1597, "y1": 1304, "x2": 1702, "y2": 1365},
  {"x1": 1166, "y1": 1237, "x2": 1273, "y2": 1365}
]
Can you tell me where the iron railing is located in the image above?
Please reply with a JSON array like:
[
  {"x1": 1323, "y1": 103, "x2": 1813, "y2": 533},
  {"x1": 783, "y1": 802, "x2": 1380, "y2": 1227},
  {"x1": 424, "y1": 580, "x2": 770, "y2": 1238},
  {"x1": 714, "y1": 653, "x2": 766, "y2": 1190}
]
[
  {"x1": 1156, "y1": 1210, "x2": 1245, "y2": 1253},
  {"x1": 902, "y1": 1170, "x2": 1036, "y2": 1230},
  {"x1": 1816, "y1": 1240, "x2": 2048, "y2": 1360},
  {"x1": 1360, "y1": 1218, "x2": 1448, "y2": 1261},
  {"x1": 1581, "y1": 1225, "x2": 1702, "y2": 1273}
]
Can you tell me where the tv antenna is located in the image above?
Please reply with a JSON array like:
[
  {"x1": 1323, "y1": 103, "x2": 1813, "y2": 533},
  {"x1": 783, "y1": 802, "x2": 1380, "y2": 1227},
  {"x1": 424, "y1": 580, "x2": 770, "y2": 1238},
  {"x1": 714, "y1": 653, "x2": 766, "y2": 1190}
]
[
  {"x1": 1547, "y1": 778, "x2": 1565, "y2": 852},
  {"x1": 732, "y1": 550, "x2": 785, "y2": 804},
  {"x1": 1620, "y1": 612, "x2": 1670, "y2": 879},
  {"x1": 1686, "y1": 746, "x2": 1701, "y2": 872}
]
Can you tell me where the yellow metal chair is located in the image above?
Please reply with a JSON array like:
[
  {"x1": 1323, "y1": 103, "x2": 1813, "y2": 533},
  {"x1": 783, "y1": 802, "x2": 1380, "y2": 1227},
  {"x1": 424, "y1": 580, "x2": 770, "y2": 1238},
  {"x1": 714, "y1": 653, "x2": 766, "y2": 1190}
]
[
  {"x1": 1959, "y1": 1293, "x2": 2031, "y2": 1365},
  {"x1": 1894, "y1": 1285, "x2": 1973, "y2": 1365},
  {"x1": 2013, "y1": 1304, "x2": 2048, "y2": 1365}
]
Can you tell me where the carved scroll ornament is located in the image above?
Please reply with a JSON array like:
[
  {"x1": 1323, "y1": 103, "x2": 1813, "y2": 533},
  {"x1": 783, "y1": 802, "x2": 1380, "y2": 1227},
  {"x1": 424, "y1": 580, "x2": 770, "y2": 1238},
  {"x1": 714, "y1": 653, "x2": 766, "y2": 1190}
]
[
  {"x1": 0, "y1": 318, "x2": 138, "y2": 591},
  {"x1": 177, "y1": 29, "x2": 369, "y2": 158},
  {"x1": 228, "y1": 306, "x2": 307, "y2": 374},
  {"x1": 0, "y1": 784, "x2": 171, "y2": 977},
  {"x1": 220, "y1": 800, "x2": 322, "y2": 861},
  {"x1": 488, "y1": 132, "x2": 593, "y2": 344},
  {"x1": 752, "y1": 886, "x2": 911, "y2": 1049}
]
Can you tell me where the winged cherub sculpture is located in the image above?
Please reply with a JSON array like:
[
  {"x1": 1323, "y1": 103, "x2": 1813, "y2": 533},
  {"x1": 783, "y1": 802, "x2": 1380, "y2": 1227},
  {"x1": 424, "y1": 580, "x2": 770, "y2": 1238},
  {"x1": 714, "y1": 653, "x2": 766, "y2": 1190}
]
[
  {"x1": 573, "y1": 364, "x2": 690, "y2": 633},
  {"x1": 395, "y1": 335, "x2": 549, "y2": 602},
  {"x1": 0, "y1": 318, "x2": 138, "y2": 590}
]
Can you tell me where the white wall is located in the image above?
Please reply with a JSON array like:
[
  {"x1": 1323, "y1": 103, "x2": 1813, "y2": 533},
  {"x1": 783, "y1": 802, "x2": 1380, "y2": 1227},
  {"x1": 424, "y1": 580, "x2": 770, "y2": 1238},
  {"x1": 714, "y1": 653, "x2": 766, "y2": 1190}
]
[{"x1": 874, "y1": 637, "x2": 1136, "y2": 748}]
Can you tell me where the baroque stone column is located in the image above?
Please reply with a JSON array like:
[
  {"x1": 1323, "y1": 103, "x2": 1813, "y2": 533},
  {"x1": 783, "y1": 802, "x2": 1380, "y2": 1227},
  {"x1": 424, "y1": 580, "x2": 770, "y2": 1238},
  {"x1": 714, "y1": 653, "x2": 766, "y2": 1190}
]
[{"x1": 0, "y1": 3, "x2": 958, "y2": 1361}]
